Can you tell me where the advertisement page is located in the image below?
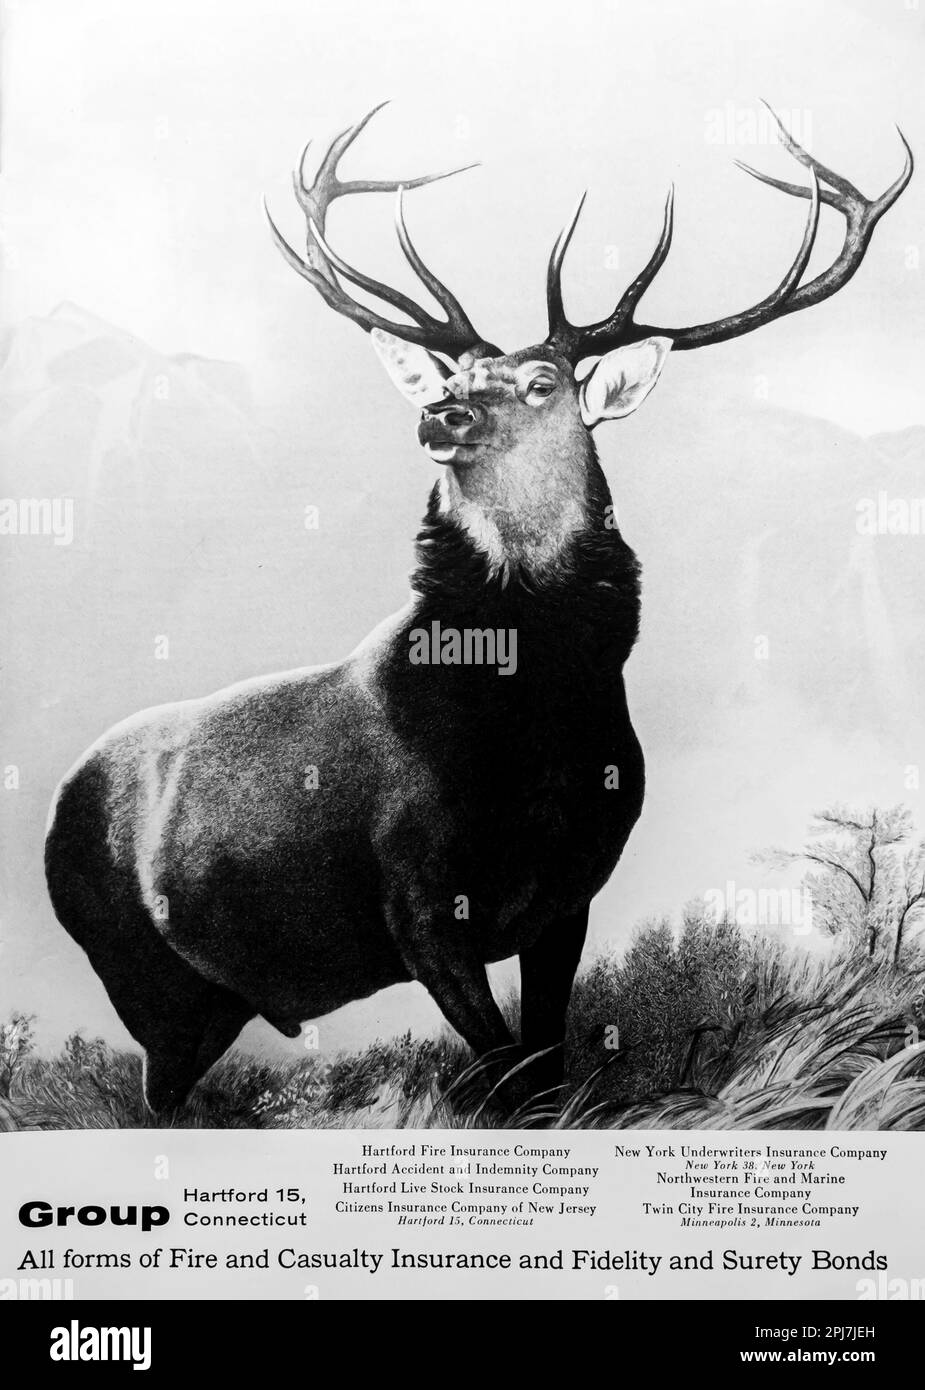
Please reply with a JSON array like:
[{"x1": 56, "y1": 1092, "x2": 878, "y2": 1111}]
[{"x1": 1, "y1": 0, "x2": 923, "y2": 1369}]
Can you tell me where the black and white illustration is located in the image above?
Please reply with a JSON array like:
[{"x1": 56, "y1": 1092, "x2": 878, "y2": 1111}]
[{"x1": 2, "y1": 0, "x2": 924, "y2": 1134}]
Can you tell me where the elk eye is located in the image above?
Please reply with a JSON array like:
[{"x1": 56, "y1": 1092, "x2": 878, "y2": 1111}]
[{"x1": 527, "y1": 380, "x2": 554, "y2": 399}]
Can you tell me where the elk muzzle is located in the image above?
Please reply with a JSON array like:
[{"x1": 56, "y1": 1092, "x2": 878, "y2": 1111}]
[{"x1": 418, "y1": 400, "x2": 484, "y2": 464}]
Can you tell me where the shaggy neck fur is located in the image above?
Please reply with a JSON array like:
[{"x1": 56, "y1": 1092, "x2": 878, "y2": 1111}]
[{"x1": 410, "y1": 442, "x2": 642, "y2": 663}]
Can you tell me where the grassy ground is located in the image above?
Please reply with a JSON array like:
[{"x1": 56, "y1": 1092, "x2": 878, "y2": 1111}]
[{"x1": 4, "y1": 916, "x2": 925, "y2": 1130}]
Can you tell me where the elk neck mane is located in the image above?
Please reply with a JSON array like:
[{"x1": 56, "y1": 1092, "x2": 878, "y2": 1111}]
[{"x1": 408, "y1": 445, "x2": 642, "y2": 660}]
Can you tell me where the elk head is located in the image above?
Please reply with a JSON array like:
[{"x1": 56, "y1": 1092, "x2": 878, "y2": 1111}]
[{"x1": 266, "y1": 103, "x2": 911, "y2": 575}]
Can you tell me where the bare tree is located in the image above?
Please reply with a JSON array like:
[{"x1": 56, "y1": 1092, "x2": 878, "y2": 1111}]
[
  {"x1": 888, "y1": 841, "x2": 925, "y2": 967},
  {"x1": 755, "y1": 805, "x2": 914, "y2": 958}
]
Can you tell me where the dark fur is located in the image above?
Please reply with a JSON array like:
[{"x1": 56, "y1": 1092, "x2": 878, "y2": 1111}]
[{"x1": 44, "y1": 442, "x2": 644, "y2": 1113}]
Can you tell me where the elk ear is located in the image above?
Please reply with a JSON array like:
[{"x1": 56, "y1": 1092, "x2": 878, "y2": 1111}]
[
  {"x1": 579, "y1": 337, "x2": 672, "y2": 427},
  {"x1": 370, "y1": 329, "x2": 450, "y2": 408}
]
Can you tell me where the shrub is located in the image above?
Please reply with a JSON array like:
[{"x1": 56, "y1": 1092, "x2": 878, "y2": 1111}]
[
  {"x1": 0, "y1": 1013, "x2": 35, "y2": 1097},
  {"x1": 4, "y1": 915, "x2": 925, "y2": 1131}
]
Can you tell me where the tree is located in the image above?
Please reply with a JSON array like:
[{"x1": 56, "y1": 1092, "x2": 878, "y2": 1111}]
[
  {"x1": 888, "y1": 840, "x2": 925, "y2": 967},
  {"x1": 754, "y1": 805, "x2": 923, "y2": 961}
]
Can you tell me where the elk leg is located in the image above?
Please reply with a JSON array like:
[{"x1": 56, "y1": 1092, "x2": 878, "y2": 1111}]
[
  {"x1": 396, "y1": 919, "x2": 514, "y2": 1056},
  {"x1": 418, "y1": 960, "x2": 515, "y2": 1056},
  {"x1": 143, "y1": 992, "x2": 254, "y2": 1117},
  {"x1": 44, "y1": 857, "x2": 255, "y2": 1113},
  {"x1": 518, "y1": 903, "x2": 590, "y2": 1091}
]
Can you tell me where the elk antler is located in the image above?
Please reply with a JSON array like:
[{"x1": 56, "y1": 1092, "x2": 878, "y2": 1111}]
[
  {"x1": 264, "y1": 103, "x2": 500, "y2": 360},
  {"x1": 545, "y1": 102, "x2": 913, "y2": 363}
]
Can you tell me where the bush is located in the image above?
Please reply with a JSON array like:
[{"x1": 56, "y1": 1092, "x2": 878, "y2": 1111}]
[
  {"x1": 0, "y1": 1013, "x2": 35, "y2": 1098},
  {"x1": 4, "y1": 915, "x2": 925, "y2": 1131},
  {"x1": 569, "y1": 909, "x2": 749, "y2": 1104}
]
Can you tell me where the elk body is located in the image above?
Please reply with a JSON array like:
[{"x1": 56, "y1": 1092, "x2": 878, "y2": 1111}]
[{"x1": 45, "y1": 105, "x2": 911, "y2": 1114}]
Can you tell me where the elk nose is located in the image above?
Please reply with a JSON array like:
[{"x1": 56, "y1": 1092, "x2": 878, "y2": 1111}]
[{"x1": 425, "y1": 402, "x2": 476, "y2": 428}]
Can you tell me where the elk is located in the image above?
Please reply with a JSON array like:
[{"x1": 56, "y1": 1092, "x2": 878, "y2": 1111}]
[{"x1": 45, "y1": 104, "x2": 911, "y2": 1115}]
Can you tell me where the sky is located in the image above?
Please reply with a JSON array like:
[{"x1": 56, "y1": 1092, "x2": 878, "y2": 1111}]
[
  {"x1": 1, "y1": 0, "x2": 924, "y2": 1058},
  {"x1": 2, "y1": 0, "x2": 924, "y2": 433}
]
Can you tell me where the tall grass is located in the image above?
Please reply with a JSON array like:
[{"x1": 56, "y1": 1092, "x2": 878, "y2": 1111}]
[{"x1": 4, "y1": 917, "x2": 925, "y2": 1130}]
